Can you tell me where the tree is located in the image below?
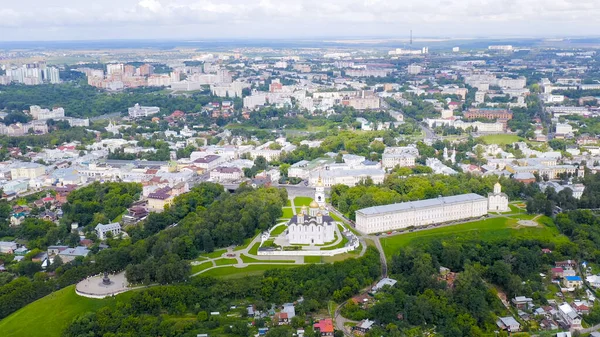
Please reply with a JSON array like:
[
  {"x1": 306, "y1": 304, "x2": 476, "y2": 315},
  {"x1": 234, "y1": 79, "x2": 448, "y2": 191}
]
[{"x1": 254, "y1": 156, "x2": 268, "y2": 171}]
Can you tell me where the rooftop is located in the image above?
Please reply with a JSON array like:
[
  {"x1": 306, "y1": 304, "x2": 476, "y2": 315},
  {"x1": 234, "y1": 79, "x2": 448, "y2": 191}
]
[{"x1": 357, "y1": 193, "x2": 486, "y2": 216}]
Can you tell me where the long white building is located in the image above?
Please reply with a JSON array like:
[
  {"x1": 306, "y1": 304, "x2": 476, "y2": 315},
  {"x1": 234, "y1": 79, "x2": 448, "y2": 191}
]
[
  {"x1": 128, "y1": 104, "x2": 160, "y2": 118},
  {"x1": 355, "y1": 193, "x2": 488, "y2": 234}
]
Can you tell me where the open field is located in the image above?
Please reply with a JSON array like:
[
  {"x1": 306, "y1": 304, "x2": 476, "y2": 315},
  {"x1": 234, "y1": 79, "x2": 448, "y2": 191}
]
[
  {"x1": 198, "y1": 264, "x2": 300, "y2": 278},
  {"x1": 380, "y1": 215, "x2": 567, "y2": 258},
  {"x1": 0, "y1": 285, "x2": 117, "y2": 337},
  {"x1": 479, "y1": 134, "x2": 523, "y2": 145}
]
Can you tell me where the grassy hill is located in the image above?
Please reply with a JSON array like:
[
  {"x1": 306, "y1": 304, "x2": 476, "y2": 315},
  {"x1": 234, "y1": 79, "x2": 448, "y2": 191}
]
[
  {"x1": 380, "y1": 215, "x2": 568, "y2": 258},
  {"x1": 0, "y1": 285, "x2": 120, "y2": 337}
]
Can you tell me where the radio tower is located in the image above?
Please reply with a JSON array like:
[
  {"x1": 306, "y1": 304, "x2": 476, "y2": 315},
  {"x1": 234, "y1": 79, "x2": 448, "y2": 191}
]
[{"x1": 410, "y1": 30, "x2": 413, "y2": 45}]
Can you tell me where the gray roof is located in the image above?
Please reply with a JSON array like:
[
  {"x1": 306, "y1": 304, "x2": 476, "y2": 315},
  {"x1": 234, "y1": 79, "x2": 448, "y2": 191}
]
[
  {"x1": 357, "y1": 193, "x2": 486, "y2": 216},
  {"x1": 498, "y1": 316, "x2": 520, "y2": 327}
]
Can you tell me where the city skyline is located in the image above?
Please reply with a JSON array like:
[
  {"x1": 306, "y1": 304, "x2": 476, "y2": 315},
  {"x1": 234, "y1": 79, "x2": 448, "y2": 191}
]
[{"x1": 1, "y1": 0, "x2": 600, "y2": 41}]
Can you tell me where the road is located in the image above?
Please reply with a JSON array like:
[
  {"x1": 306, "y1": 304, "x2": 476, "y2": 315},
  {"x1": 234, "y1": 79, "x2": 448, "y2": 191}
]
[
  {"x1": 420, "y1": 124, "x2": 439, "y2": 141},
  {"x1": 328, "y1": 207, "x2": 388, "y2": 336}
]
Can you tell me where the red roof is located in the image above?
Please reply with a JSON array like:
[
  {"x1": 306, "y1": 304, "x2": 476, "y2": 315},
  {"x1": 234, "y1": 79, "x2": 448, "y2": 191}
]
[
  {"x1": 314, "y1": 319, "x2": 334, "y2": 333},
  {"x1": 551, "y1": 267, "x2": 563, "y2": 272}
]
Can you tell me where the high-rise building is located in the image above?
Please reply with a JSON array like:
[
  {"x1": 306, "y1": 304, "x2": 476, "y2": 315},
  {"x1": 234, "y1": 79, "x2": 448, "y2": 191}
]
[
  {"x1": 46, "y1": 67, "x2": 61, "y2": 84},
  {"x1": 138, "y1": 64, "x2": 155, "y2": 76},
  {"x1": 107, "y1": 63, "x2": 124, "y2": 75}
]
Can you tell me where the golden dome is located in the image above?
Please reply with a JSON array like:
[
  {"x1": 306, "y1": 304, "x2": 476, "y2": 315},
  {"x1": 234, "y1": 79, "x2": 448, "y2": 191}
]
[
  {"x1": 316, "y1": 212, "x2": 322, "y2": 217},
  {"x1": 320, "y1": 205, "x2": 325, "y2": 210},
  {"x1": 309, "y1": 200, "x2": 319, "y2": 208},
  {"x1": 301, "y1": 205, "x2": 307, "y2": 209}
]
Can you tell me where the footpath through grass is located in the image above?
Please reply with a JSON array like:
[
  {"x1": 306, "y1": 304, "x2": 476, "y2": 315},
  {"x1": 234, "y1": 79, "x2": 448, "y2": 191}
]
[
  {"x1": 0, "y1": 285, "x2": 118, "y2": 337},
  {"x1": 380, "y1": 215, "x2": 567, "y2": 258}
]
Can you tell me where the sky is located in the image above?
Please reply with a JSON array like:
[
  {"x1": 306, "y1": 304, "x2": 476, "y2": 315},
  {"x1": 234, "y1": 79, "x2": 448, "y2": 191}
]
[{"x1": 1, "y1": 0, "x2": 600, "y2": 41}]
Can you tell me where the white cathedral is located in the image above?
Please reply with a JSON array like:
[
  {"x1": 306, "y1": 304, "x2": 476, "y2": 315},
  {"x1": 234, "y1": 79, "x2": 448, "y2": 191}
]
[
  {"x1": 287, "y1": 177, "x2": 335, "y2": 245},
  {"x1": 488, "y1": 182, "x2": 509, "y2": 212}
]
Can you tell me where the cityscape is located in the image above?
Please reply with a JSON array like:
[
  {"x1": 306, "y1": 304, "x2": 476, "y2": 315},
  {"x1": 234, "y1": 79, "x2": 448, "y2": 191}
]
[{"x1": 2, "y1": 1, "x2": 600, "y2": 337}]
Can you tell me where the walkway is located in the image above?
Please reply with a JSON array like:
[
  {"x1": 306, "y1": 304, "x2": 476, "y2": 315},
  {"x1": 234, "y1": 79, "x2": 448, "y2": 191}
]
[{"x1": 75, "y1": 271, "x2": 135, "y2": 299}]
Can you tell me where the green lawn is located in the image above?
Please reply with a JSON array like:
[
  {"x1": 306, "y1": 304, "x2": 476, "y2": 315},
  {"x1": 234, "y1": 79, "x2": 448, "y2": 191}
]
[
  {"x1": 214, "y1": 258, "x2": 237, "y2": 266},
  {"x1": 294, "y1": 197, "x2": 313, "y2": 206},
  {"x1": 270, "y1": 225, "x2": 288, "y2": 237},
  {"x1": 239, "y1": 254, "x2": 294, "y2": 264},
  {"x1": 233, "y1": 236, "x2": 256, "y2": 252},
  {"x1": 191, "y1": 261, "x2": 213, "y2": 274},
  {"x1": 198, "y1": 264, "x2": 300, "y2": 278},
  {"x1": 322, "y1": 250, "x2": 360, "y2": 263},
  {"x1": 249, "y1": 242, "x2": 260, "y2": 255},
  {"x1": 304, "y1": 256, "x2": 322, "y2": 263},
  {"x1": 321, "y1": 234, "x2": 350, "y2": 250},
  {"x1": 380, "y1": 215, "x2": 567, "y2": 258},
  {"x1": 197, "y1": 248, "x2": 226, "y2": 259},
  {"x1": 0, "y1": 285, "x2": 116, "y2": 337},
  {"x1": 479, "y1": 134, "x2": 522, "y2": 145},
  {"x1": 281, "y1": 207, "x2": 295, "y2": 218},
  {"x1": 286, "y1": 199, "x2": 292, "y2": 206}
]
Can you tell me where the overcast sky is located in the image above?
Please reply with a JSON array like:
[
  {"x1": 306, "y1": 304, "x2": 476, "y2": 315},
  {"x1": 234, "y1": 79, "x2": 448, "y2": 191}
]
[{"x1": 1, "y1": 0, "x2": 599, "y2": 41}]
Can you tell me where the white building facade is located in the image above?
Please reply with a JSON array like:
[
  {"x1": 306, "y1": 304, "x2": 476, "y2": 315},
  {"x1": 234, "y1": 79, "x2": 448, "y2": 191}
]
[
  {"x1": 287, "y1": 202, "x2": 335, "y2": 245},
  {"x1": 355, "y1": 194, "x2": 488, "y2": 234},
  {"x1": 488, "y1": 183, "x2": 509, "y2": 212}
]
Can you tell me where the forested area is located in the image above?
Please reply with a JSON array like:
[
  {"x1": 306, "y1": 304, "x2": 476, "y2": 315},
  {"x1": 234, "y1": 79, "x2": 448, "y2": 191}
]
[
  {"x1": 0, "y1": 183, "x2": 287, "y2": 320},
  {"x1": 63, "y1": 248, "x2": 381, "y2": 337},
  {"x1": 0, "y1": 84, "x2": 236, "y2": 118},
  {"x1": 123, "y1": 183, "x2": 286, "y2": 284},
  {"x1": 526, "y1": 170, "x2": 600, "y2": 215},
  {"x1": 342, "y1": 236, "x2": 576, "y2": 336},
  {"x1": 61, "y1": 182, "x2": 142, "y2": 228}
]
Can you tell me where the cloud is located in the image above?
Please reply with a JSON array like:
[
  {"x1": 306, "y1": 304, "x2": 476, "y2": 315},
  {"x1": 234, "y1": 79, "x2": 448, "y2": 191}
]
[{"x1": 0, "y1": 0, "x2": 599, "y2": 40}]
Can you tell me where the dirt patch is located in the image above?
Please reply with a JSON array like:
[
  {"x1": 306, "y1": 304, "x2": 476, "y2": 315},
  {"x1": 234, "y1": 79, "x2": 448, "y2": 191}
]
[{"x1": 517, "y1": 220, "x2": 538, "y2": 227}]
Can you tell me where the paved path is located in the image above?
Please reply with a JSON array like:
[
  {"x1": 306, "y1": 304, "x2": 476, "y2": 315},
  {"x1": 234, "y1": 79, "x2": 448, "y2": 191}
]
[{"x1": 290, "y1": 198, "x2": 297, "y2": 215}]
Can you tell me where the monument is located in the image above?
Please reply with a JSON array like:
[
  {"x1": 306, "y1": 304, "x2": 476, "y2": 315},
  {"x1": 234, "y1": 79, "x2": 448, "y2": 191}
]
[{"x1": 102, "y1": 272, "x2": 113, "y2": 286}]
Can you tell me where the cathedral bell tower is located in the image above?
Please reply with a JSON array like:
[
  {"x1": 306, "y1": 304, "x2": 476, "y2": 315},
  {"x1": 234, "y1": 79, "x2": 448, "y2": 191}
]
[{"x1": 315, "y1": 175, "x2": 325, "y2": 207}]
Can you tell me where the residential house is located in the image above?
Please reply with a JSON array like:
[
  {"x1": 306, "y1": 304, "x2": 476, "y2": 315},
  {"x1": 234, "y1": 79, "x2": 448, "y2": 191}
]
[
  {"x1": 313, "y1": 319, "x2": 334, "y2": 337},
  {"x1": 372, "y1": 277, "x2": 398, "y2": 292},
  {"x1": 353, "y1": 319, "x2": 375, "y2": 336},
  {"x1": 512, "y1": 296, "x2": 534, "y2": 309},
  {"x1": 58, "y1": 246, "x2": 90, "y2": 263},
  {"x1": 563, "y1": 276, "x2": 583, "y2": 289},
  {"x1": 95, "y1": 222, "x2": 122, "y2": 240},
  {"x1": 275, "y1": 312, "x2": 289, "y2": 325},
  {"x1": 556, "y1": 260, "x2": 577, "y2": 269},
  {"x1": 147, "y1": 186, "x2": 175, "y2": 212},
  {"x1": 496, "y1": 316, "x2": 521, "y2": 332},
  {"x1": 0, "y1": 241, "x2": 17, "y2": 254},
  {"x1": 558, "y1": 303, "x2": 582, "y2": 329},
  {"x1": 552, "y1": 267, "x2": 564, "y2": 279}
]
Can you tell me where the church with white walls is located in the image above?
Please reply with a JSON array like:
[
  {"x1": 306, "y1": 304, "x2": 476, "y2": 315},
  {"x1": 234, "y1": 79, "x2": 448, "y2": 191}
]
[
  {"x1": 287, "y1": 177, "x2": 335, "y2": 245},
  {"x1": 488, "y1": 182, "x2": 509, "y2": 212}
]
